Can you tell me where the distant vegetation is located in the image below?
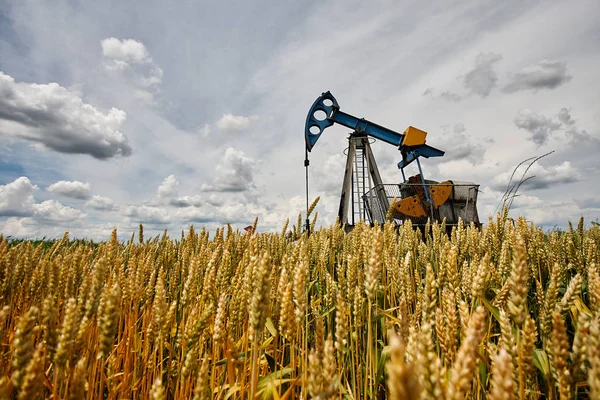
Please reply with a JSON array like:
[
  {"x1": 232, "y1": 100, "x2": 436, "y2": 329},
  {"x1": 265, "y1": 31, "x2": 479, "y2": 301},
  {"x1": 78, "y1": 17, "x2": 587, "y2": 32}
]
[{"x1": 0, "y1": 212, "x2": 599, "y2": 399}]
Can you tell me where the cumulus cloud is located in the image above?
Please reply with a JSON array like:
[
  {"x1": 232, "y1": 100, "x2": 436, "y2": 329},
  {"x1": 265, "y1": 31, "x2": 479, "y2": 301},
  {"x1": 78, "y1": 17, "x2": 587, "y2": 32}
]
[
  {"x1": 157, "y1": 175, "x2": 179, "y2": 199},
  {"x1": 154, "y1": 175, "x2": 203, "y2": 207},
  {"x1": 479, "y1": 189, "x2": 583, "y2": 227},
  {"x1": 1, "y1": 217, "x2": 39, "y2": 237},
  {"x1": 32, "y1": 200, "x2": 87, "y2": 223},
  {"x1": 170, "y1": 195, "x2": 203, "y2": 208},
  {"x1": 514, "y1": 109, "x2": 561, "y2": 146},
  {"x1": 101, "y1": 38, "x2": 163, "y2": 88},
  {"x1": 86, "y1": 195, "x2": 118, "y2": 211},
  {"x1": 125, "y1": 205, "x2": 171, "y2": 224},
  {"x1": 0, "y1": 177, "x2": 37, "y2": 216},
  {"x1": 503, "y1": 60, "x2": 571, "y2": 93},
  {"x1": 1, "y1": 177, "x2": 86, "y2": 229},
  {"x1": 201, "y1": 147, "x2": 256, "y2": 192},
  {"x1": 215, "y1": 114, "x2": 257, "y2": 134},
  {"x1": 492, "y1": 161, "x2": 581, "y2": 191},
  {"x1": 47, "y1": 180, "x2": 91, "y2": 199},
  {"x1": 205, "y1": 194, "x2": 222, "y2": 207},
  {"x1": 463, "y1": 53, "x2": 503, "y2": 97},
  {"x1": 0, "y1": 71, "x2": 132, "y2": 159},
  {"x1": 101, "y1": 38, "x2": 151, "y2": 65}
]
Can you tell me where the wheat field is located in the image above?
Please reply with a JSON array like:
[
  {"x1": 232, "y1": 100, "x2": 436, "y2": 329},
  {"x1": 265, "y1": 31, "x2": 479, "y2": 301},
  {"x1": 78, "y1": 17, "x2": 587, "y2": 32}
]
[{"x1": 0, "y1": 209, "x2": 599, "y2": 399}]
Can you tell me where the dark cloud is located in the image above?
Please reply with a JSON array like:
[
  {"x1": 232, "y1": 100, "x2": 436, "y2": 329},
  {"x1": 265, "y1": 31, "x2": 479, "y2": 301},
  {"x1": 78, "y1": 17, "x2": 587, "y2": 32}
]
[
  {"x1": 576, "y1": 198, "x2": 600, "y2": 209},
  {"x1": 0, "y1": 71, "x2": 132, "y2": 159},
  {"x1": 558, "y1": 108, "x2": 600, "y2": 148},
  {"x1": 514, "y1": 109, "x2": 561, "y2": 146},
  {"x1": 503, "y1": 60, "x2": 571, "y2": 93},
  {"x1": 557, "y1": 107, "x2": 575, "y2": 126},
  {"x1": 567, "y1": 128, "x2": 600, "y2": 148},
  {"x1": 440, "y1": 91, "x2": 463, "y2": 102},
  {"x1": 514, "y1": 107, "x2": 600, "y2": 149},
  {"x1": 463, "y1": 53, "x2": 503, "y2": 97}
]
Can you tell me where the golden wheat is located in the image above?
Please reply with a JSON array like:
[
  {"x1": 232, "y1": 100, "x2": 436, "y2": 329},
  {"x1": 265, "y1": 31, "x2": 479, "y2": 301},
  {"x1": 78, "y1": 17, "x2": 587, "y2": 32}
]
[{"x1": 0, "y1": 213, "x2": 598, "y2": 398}]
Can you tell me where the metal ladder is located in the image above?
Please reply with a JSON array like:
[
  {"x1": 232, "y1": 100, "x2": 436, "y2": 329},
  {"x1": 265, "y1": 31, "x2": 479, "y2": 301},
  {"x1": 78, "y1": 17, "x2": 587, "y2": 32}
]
[{"x1": 351, "y1": 143, "x2": 372, "y2": 224}]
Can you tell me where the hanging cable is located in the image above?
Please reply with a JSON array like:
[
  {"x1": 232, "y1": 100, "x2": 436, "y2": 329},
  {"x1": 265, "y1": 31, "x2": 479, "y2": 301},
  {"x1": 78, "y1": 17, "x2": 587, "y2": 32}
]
[{"x1": 304, "y1": 147, "x2": 311, "y2": 236}]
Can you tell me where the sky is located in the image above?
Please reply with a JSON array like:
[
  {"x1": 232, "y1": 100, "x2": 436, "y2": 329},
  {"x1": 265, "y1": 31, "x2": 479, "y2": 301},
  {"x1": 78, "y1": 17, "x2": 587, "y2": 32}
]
[{"x1": 0, "y1": 0, "x2": 599, "y2": 240}]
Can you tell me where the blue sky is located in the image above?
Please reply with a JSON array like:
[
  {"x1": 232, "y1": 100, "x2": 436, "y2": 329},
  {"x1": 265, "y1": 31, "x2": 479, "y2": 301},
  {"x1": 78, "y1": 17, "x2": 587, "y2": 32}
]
[{"x1": 1, "y1": 0, "x2": 599, "y2": 239}]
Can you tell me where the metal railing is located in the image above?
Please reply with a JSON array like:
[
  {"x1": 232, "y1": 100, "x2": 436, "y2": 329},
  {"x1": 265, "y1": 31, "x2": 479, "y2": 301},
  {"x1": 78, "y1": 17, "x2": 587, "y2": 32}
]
[{"x1": 362, "y1": 182, "x2": 481, "y2": 226}]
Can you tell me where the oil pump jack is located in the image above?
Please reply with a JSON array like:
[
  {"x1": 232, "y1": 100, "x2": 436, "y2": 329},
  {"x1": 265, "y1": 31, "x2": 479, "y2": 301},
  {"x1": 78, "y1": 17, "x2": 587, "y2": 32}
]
[{"x1": 304, "y1": 91, "x2": 480, "y2": 230}]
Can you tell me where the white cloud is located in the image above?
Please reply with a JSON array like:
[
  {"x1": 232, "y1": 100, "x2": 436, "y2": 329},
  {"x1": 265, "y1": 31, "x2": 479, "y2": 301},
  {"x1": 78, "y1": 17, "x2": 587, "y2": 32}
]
[
  {"x1": 492, "y1": 161, "x2": 581, "y2": 191},
  {"x1": 510, "y1": 199, "x2": 583, "y2": 227},
  {"x1": 1, "y1": 177, "x2": 86, "y2": 231},
  {"x1": 32, "y1": 200, "x2": 86, "y2": 223},
  {"x1": 503, "y1": 60, "x2": 571, "y2": 93},
  {"x1": 205, "y1": 194, "x2": 221, "y2": 206},
  {"x1": 0, "y1": 177, "x2": 37, "y2": 217},
  {"x1": 171, "y1": 195, "x2": 203, "y2": 208},
  {"x1": 0, "y1": 71, "x2": 131, "y2": 159},
  {"x1": 215, "y1": 114, "x2": 257, "y2": 134},
  {"x1": 1, "y1": 217, "x2": 39, "y2": 238},
  {"x1": 477, "y1": 186, "x2": 586, "y2": 228},
  {"x1": 201, "y1": 147, "x2": 256, "y2": 192},
  {"x1": 157, "y1": 175, "x2": 179, "y2": 199},
  {"x1": 125, "y1": 205, "x2": 171, "y2": 224},
  {"x1": 85, "y1": 195, "x2": 118, "y2": 211},
  {"x1": 101, "y1": 38, "x2": 151, "y2": 65},
  {"x1": 47, "y1": 180, "x2": 91, "y2": 200},
  {"x1": 154, "y1": 175, "x2": 205, "y2": 207},
  {"x1": 101, "y1": 38, "x2": 163, "y2": 88}
]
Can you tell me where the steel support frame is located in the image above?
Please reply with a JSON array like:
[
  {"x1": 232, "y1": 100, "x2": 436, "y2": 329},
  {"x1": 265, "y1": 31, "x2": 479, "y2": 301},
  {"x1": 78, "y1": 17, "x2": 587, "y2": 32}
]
[{"x1": 338, "y1": 133, "x2": 388, "y2": 226}]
